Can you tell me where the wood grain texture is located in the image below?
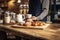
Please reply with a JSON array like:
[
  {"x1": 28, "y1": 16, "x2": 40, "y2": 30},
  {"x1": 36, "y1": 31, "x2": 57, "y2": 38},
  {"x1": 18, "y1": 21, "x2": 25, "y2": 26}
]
[{"x1": 0, "y1": 24, "x2": 60, "y2": 40}]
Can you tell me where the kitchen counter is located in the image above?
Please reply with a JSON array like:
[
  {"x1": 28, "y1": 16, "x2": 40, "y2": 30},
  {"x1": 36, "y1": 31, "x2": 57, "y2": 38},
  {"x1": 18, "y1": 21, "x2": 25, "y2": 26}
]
[{"x1": 0, "y1": 24, "x2": 60, "y2": 40}]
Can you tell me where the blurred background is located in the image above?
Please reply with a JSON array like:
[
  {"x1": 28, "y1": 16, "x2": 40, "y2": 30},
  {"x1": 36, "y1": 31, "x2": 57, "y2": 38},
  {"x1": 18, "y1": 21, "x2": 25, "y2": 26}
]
[{"x1": 0, "y1": 0, "x2": 60, "y2": 40}]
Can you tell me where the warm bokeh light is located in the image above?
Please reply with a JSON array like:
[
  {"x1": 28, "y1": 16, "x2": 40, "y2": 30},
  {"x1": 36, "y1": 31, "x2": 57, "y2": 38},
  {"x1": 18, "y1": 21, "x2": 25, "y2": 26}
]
[
  {"x1": 8, "y1": 0, "x2": 15, "y2": 10},
  {"x1": 8, "y1": 0, "x2": 29, "y2": 14},
  {"x1": 17, "y1": 0, "x2": 21, "y2": 3}
]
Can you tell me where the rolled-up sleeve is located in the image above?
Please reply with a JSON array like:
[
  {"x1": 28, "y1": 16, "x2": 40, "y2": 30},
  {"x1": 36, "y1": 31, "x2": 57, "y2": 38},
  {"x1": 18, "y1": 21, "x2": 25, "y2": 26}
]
[{"x1": 37, "y1": 0, "x2": 49, "y2": 20}]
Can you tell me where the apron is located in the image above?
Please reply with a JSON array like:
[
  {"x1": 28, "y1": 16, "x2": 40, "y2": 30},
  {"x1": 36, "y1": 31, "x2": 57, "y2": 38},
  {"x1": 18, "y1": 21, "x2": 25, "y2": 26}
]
[{"x1": 29, "y1": 0, "x2": 42, "y2": 17}]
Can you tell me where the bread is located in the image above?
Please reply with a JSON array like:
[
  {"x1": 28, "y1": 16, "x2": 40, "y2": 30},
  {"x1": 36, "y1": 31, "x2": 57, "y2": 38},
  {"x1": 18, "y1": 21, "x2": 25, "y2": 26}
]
[
  {"x1": 38, "y1": 21, "x2": 45, "y2": 26},
  {"x1": 18, "y1": 21, "x2": 25, "y2": 26},
  {"x1": 24, "y1": 22, "x2": 32, "y2": 26},
  {"x1": 32, "y1": 21, "x2": 45, "y2": 26},
  {"x1": 26, "y1": 18, "x2": 33, "y2": 22},
  {"x1": 32, "y1": 21, "x2": 39, "y2": 26}
]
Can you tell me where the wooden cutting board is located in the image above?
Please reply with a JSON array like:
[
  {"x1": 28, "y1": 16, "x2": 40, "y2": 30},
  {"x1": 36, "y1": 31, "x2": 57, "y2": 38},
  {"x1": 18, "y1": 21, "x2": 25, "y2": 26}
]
[{"x1": 11, "y1": 24, "x2": 50, "y2": 29}]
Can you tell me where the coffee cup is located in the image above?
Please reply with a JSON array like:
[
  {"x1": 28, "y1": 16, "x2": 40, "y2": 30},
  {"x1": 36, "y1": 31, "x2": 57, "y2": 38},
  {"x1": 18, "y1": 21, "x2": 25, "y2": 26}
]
[
  {"x1": 25, "y1": 14, "x2": 32, "y2": 18},
  {"x1": 17, "y1": 14, "x2": 23, "y2": 23},
  {"x1": 5, "y1": 16, "x2": 11, "y2": 24}
]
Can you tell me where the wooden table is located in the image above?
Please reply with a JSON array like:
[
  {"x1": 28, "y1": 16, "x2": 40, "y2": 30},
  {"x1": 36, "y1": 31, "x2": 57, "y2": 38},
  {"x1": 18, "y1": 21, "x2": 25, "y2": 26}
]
[{"x1": 0, "y1": 24, "x2": 60, "y2": 40}]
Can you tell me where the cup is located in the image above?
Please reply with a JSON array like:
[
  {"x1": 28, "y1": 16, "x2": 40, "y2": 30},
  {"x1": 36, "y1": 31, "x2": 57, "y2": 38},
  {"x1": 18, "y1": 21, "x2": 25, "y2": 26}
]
[
  {"x1": 25, "y1": 14, "x2": 32, "y2": 18},
  {"x1": 17, "y1": 14, "x2": 23, "y2": 23},
  {"x1": 5, "y1": 16, "x2": 11, "y2": 24}
]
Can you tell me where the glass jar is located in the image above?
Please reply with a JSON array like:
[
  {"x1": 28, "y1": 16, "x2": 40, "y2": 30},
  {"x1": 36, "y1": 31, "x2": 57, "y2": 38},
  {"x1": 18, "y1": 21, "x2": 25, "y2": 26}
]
[
  {"x1": 10, "y1": 12, "x2": 16, "y2": 23},
  {"x1": 4, "y1": 11, "x2": 11, "y2": 24}
]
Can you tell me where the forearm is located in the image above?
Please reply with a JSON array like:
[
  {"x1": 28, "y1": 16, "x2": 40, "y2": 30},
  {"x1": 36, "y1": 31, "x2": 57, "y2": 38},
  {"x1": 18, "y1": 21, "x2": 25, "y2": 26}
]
[{"x1": 37, "y1": 9, "x2": 48, "y2": 20}]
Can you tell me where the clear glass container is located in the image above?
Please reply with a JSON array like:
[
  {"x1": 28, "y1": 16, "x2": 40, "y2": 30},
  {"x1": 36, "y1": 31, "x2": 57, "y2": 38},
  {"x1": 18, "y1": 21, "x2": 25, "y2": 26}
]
[
  {"x1": 10, "y1": 12, "x2": 16, "y2": 23},
  {"x1": 4, "y1": 11, "x2": 11, "y2": 24}
]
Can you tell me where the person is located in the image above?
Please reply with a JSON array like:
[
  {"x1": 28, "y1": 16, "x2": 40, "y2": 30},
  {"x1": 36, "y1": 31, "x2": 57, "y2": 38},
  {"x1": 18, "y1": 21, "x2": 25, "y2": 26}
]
[{"x1": 28, "y1": 0, "x2": 50, "y2": 22}]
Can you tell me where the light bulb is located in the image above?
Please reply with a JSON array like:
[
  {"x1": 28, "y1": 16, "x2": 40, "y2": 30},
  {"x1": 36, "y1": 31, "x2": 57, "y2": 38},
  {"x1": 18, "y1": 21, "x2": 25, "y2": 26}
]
[{"x1": 17, "y1": 0, "x2": 21, "y2": 3}]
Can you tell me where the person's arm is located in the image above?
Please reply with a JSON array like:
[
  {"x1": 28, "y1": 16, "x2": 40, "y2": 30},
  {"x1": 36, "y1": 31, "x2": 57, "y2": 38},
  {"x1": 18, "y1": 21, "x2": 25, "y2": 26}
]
[{"x1": 37, "y1": 0, "x2": 49, "y2": 20}]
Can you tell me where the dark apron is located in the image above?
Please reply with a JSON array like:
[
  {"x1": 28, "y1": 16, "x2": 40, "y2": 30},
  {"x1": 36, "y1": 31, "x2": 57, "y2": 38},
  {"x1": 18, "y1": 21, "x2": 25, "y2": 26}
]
[{"x1": 29, "y1": 0, "x2": 42, "y2": 17}]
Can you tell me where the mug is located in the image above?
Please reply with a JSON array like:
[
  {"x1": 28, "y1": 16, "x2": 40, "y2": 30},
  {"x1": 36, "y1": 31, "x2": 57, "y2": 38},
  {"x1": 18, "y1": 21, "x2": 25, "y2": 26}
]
[
  {"x1": 25, "y1": 14, "x2": 32, "y2": 18},
  {"x1": 5, "y1": 16, "x2": 11, "y2": 24},
  {"x1": 17, "y1": 14, "x2": 23, "y2": 23}
]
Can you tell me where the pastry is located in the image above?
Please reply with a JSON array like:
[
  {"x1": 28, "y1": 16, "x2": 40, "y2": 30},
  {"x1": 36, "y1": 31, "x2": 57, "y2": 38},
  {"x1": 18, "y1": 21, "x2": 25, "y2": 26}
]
[
  {"x1": 26, "y1": 18, "x2": 33, "y2": 22},
  {"x1": 32, "y1": 21, "x2": 45, "y2": 26},
  {"x1": 18, "y1": 21, "x2": 25, "y2": 26},
  {"x1": 24, "y1": 22, "x2": 32, "y2": 26}
]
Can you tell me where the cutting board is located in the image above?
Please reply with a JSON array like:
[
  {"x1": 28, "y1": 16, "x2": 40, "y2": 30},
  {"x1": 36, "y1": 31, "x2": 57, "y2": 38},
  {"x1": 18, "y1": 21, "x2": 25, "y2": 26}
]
[{"x1": 11, "y1": 24, "x2": 50, "y2": 29}]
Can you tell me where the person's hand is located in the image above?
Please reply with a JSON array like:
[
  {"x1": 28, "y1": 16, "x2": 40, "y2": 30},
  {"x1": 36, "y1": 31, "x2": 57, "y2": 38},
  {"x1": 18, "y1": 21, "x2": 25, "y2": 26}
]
[{"x1": 31, "y1": 16, "x2": 37, "y2": 21}]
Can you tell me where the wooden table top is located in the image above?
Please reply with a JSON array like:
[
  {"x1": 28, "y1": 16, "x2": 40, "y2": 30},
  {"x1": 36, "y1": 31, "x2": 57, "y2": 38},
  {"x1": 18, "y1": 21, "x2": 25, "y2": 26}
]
[{"x1": 0, "y1": 24, "x2": 60, "y2": 40}]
